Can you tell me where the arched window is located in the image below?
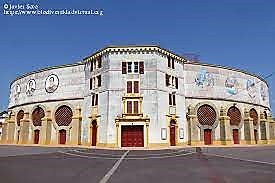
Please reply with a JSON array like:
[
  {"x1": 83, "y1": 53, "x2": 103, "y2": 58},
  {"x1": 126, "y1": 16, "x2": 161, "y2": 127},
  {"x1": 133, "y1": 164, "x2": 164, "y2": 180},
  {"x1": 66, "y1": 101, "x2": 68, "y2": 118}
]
[
  {"x1": 197, "y1": 105, "x2": 216, "y2": 126},
  {"x1": 32, "y1": 107, "x2": 45, "y2": 126},
  {"x1": 249, "y1": 109, "x2": 258, "y2": 126},
  {"x1": 55, "y1": 105, "x2": 73, "y2": 126},
  {"x1": 17, "y1": 110, "x2": 24, "y2": 126},
  {"x1": 227, "y1": 106, "x2": 241, "y2": 126}
]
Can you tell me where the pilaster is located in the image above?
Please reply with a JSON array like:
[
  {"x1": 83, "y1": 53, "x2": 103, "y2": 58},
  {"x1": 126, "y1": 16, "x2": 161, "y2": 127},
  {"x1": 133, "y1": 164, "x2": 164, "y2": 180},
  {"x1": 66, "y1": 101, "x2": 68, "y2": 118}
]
[
  {"x1": 187, "y1": 105, "x2": 201, "y2": 145},
  {"x1": 40, "y1": 109, "x2": 52, "y2": 145},
  {"x1": 71, "y1": 106, "x2": 82, "y2": 145},
  {"x1": 219, "y1": 106, "x2": 233, "y2": 145},
  {"x1": 243, "y1": 108, "x2": 255, "y2": 145},
  {"x1": 7, "y1": 114, "x2": 16, "y2": 144},
  {"x1": 19, "y1": 112, "x2": 31, "y2": 144}
]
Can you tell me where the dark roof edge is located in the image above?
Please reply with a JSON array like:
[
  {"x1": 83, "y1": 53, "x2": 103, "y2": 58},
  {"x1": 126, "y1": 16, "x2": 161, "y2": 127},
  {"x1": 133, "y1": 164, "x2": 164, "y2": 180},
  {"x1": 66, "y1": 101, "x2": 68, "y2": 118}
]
[{"x1": 10, "y1": 62, "x2": 84, "y2": 87}]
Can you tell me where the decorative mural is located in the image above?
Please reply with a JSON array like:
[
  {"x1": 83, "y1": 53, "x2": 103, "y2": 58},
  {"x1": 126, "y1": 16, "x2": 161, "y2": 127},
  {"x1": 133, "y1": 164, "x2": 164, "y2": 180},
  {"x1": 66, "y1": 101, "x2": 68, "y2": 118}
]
[
  {"x1": 260, "y1": 83, "x2": 268, "y2": 101},
  {"x1": 225, "y1": 76, "x2": 239, "y2": 95},
  {"x1": 246, "y1": 79, "x2": 256, "y2": 99},
  {"x1": 15, "y1": 84, "x2": 21, "y2": 95},
  {"x1": 26, "y1": 79, "x2": 36, "y2": 96},
  {"x1": 195, "y1": 69, "x2": 215, "y2": 88},
  {"x1": 45, "y1": 74, "x2": 59, "y2": 93}
]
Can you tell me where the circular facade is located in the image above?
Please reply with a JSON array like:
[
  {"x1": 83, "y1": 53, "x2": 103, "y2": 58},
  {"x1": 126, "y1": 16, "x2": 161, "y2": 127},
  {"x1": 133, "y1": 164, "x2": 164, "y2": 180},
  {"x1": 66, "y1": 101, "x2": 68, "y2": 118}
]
[{"x1": 2, "y1": 46, "x2": 273, "y2": 148}]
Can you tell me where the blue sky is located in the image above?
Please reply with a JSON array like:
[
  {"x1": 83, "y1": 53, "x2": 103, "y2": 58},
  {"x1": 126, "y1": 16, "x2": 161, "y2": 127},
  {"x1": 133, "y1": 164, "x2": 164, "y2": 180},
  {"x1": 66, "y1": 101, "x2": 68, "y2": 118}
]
[{"x1": 0, "y1": 0, "x2": 274, "y2": 113}]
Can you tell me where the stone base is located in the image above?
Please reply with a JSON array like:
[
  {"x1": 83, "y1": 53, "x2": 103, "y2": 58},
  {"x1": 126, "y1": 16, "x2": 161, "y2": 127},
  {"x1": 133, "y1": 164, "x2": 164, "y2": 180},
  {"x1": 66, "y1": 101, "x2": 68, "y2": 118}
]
[
  {"x1": 213, "y1": 140, "x2": 233, "y2": 145},
  {"x1": 148, "y1": 143, "x2": 170, "y2": 148},
  {"x1": 97, "y1": 143, "x2": 117, "y2": 148},
  {"x1": 258, "y1": 140, "x2": 268, "y2": 145},
  {"x1": 188, "y1": 141, "x2": 204, "y2": 146},
  {"x1": 268, "y1": 140, "x2": 275, "y2": 144},
  {"x1": 240, "y1": 140, "x2": 256, "y2": 145}
]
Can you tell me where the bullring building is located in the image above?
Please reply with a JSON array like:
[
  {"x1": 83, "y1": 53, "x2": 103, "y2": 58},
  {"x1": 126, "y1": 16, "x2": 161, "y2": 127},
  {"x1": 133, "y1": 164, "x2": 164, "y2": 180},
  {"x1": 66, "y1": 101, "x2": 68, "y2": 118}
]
[{"x1": 1, "y1": 45, "x2": 275, "y2": 148}]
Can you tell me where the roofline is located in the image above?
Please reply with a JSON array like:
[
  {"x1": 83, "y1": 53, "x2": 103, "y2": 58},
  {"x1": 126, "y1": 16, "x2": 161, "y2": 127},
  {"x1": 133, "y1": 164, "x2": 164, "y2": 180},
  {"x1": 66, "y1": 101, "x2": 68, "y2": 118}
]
[
  {"x1": 83, "y1": 45, "x2": 268, "y2": 86},
  {"x1": 185, "y1": 61, "x2": 269, "y2": 86},
  {"x1": 9, "y1": 45, "x2": 268, "y2": 88},
  {"x1": 82, "y1": 45, "x2": 188, "y2": 63},
  {"x1": 10, "y1": 62, "x2": 84, "y2": 87}
]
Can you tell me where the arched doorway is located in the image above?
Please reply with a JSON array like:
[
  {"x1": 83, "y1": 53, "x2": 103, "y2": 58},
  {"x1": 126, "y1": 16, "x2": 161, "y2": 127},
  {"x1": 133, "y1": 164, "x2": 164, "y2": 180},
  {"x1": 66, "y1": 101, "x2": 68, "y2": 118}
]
[
  {"x1": 197, "y1": 104, "x2": 217, "y2": 145},
  {"x1": 250, "y1": 109, "x2": 258, "y2": 144},
  {"x1": 55, "y1": 105, "x2": 73, "y2": 145},
  {"x1": 227, "y1": 106, "x2": 241, "y2": 144},
  {"x1": 170, "y1": 120, "x2": 176, "y2": 146},
  {"x1": 91, "y1": 120, "x2": 97, "y2": 146},
  {"x1": 32, "y1": 107, "x2": 45, "y2": 144},
  {"x1": 34, "y1": 130, "x2": 40, "y2": 144},
  {"x1": 59, "y1": 129, "x2": 66, "y2": 144}
]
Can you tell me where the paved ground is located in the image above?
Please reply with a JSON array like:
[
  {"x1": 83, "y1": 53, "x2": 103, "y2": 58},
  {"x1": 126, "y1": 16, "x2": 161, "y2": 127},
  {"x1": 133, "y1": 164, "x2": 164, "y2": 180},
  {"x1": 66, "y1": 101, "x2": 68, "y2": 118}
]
[{"x1": 0, "y1": 145, "x2": 275, "y2": 183}]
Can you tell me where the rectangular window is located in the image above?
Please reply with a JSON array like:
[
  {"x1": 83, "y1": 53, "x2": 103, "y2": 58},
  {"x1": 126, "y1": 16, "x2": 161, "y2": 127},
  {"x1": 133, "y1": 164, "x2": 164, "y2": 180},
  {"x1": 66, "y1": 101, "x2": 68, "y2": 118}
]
[
  {"x1": 171, "y1": 58, "x2": 175, "y2": 69},
  {"x1": 166, "y1": 74, "x2": 170, "y2": 87},
  {"x1": 175, "y1": 77, "x2": 178, "y2": 89},
  {"x1": 134, "y1": 62, "x2": 139, "y2": 73},
  {"x1": 134, "y1": 101, "x2": 139, "y2": 114},
  {"x1": 128, "y1": 62, "x2": 132, "y2": 73},
  {"x1": 168, "y1": 57, "x2": 171, "y2": 68},
  {"x1": 169, "y1": 93, "x2": 176, "y2": 106},
  {"x1": 172, "y1": 94, "x2": 176, "y2": 105},
  {"x1": 98, "y1": 57, "x2": 102, "y2": 68},
  {"x1": 139, "y1": 62, "x2": 144, "y2": 74},
  {"x1": 169, "y1": 93, "x2": 172, "y2": 105},
  {"x1": 95, "y1": 94, "x2": 98, "y2": 105},
  {"x1": 97, "y1": 75, "x2": 101, "y2": 87},
  {"x1": 127, "y1": 101, "x2": 132, "y2": 113},
  {"x1": 90, "y1": 62, "x2": 94, "y2": 72},
  {"x1": 92, "y1": 94, "x2": 95, "y2": 106},
  {"x1": 127, "y1": 81, "x2": 132, "y2": 93},
  {"x1": 90, "y1": 78, "x2": 93, "y2": 90},
  {"x1": 122, "y1": 62, "x2": 127, "y2": 74},
  {"x1": 134, "y1": 81, "x2": 139, "y2": 93},
  {"x1": 93, "y1": 61, "x2": 97, "y2": 70},
  {"x1": 91, "y1": 94, "x2": 98, "y2": 106}
]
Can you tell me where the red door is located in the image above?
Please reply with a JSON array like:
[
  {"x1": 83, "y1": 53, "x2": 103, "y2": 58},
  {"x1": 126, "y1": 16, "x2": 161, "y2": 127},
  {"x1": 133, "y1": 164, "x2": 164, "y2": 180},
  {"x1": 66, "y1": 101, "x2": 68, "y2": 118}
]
[
  {"x1": 91, "y1": 123, "x2": 97, "y2": 146},
  {"x1": 59, "y1": 130, "x2": 66, "y2": 144},
  {"x1": 204, "y1": 129, "x2": 212, "y2": 145},
  {"x1": 170, "y1": 126, "x2": 176, "y2": 146},
  {"x1": 233, "y1": 129, "x2": 239, "y2": 144},
  {"x1": 121, "y1": 126, "x2": 144, "y2": 147},
  {"x1": 34, "y1": 130, "x2": 40, "y2": 144},
  {"x1": 254, "y1": 129, "x2": 258, "y2": 144}
]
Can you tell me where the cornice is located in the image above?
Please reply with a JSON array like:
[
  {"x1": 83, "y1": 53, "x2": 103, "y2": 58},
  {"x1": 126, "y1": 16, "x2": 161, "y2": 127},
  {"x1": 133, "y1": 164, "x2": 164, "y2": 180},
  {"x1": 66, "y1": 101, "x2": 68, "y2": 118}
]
[
  {"x1": 10, "y1": 62, "x2": 84, "y2": 87},
  {"x1": 83, "y1": 45, "x2": 187, "y2": 63},
  {"x1": 185, "y1": 61, "x2": 269, "y2": 86}
]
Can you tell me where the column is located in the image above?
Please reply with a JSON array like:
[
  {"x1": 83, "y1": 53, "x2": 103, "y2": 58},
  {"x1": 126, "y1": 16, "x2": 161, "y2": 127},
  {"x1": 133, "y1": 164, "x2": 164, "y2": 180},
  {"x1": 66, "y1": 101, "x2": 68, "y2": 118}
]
[
  {"x1": 40, "y1": 109, "x2": 52, "y2": 145},
  {"x1": 71, "y1": 106, "x2": 82, "y2": 145},
  {"x1": 219, "y1": 106, "x2": 232, "y2": 145},
  {"x1": 146, "y1": 121, "x2": 149, "y2": 148},
  {"x1": 1, "y1": 117, "x2": 9, "y2": 144},
  {"x1": 187, "y1": 105, "x2": 201, "y2": 146},
  {"x1": 243, "y1": 109, "x2": 255, "y2": 145},
  {"x1": 20, "y1": 112, "x2": 31, "y2": 144},
  {"x1": 258, "y1": 112, "x2": 268, "y2": 144},
  {"x1": 7, "y1": 114, "x2": 16, "y2": 144}
]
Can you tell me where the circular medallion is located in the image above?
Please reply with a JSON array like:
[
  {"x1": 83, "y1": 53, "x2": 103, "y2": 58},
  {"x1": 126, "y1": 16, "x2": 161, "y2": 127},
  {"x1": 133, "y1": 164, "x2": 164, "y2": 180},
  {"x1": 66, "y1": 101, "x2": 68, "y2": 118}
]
[
  {"x1": 45, "y1": 74, "x2": 59, "y2": 93},
  {"x1": 26, "y1": 79, "x2": 36, "y2": 96}
]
